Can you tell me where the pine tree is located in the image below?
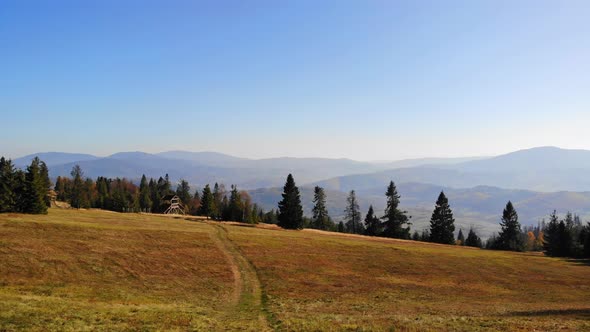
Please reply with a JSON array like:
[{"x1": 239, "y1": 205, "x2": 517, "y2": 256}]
[
  {"x1": 199, "y1": 184, "x2": 214, "y2": 219},
  {"x1": 39, "y1": 161, "x2": 51, "y2": 206},
  {"x1": 95, "y1": 177, "x2": 111, "y2": 209},
  {"x1": 228, "y1": 185, "x2": 244, "y2": 222},
  {"x1": 149, "y1": 178, "x2": 160, "y2": 212},
  {"x1": 70, "y1": 165, "x2": 87, "y2": 209},
  {"x1": 364, "y1": 205, "x2": 382, "y2": 236},
  {"x1": 0, "y1": 157, "x2": 17, "y2": 212},
  {"x1": 381, "y1": 181, "x2": 411, "y2": 239},
  {"x1": 465, "y1": 228, "x2": 482, "y2": 248},
  {"x1": 311, "y1": 186, "x2": 331, "y2": 230},
  {"x1": 497, "y1": 201, "x2": 523, "y2": 251},
  {"x1": 23, "y1": 157, "x2": 48, "y2": 214},
  {"x1": 138, "y1": 175, "x2": 152, "y2": 212},
  {"x1": 189, "y1": 188, "x2": 201, "y2": 215},
  {"x1": 457, "y1": 229, "x2": 465, "y2": 245},
  {"x1": 344, "y1": 190, "x2": 363, "y2": 234},
  {"x1": 429, "y1": 191, "x2": 456, "y2": 244},
  {"x1": 176, "y1": 179, "x2": 191, "y2": 213},
  {"x1": 212, "y1": 183, "x2": 226, "y2": 220},
  {"x1": 277, "y1": 174, "x2": 304, "y2": 230}
]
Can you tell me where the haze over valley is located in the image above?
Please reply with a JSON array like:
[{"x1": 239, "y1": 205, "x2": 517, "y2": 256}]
[{"x1": 13, "y1": 146, "x2": 590, "y2": 237}]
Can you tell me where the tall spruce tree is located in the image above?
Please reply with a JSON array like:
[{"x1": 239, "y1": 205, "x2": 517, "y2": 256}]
[
  {"x1": 176, "y1": 179, "x2": 192, "y2": 213},
  {"x1": 149, "y1": 178, "x2": 160, "y2": 212},
  {"x1": 0, "y1": 157, "x2": 17, "y2": 212},
  {"x1": 227, "y1": 185, "x2": 244, "y2": 222},
  {"x1": 23, "y1": 157, "x2": 48, "y2": 214},
  {"x1": 364, "y1": 205, "x2": 382, "y2": 236},
  {"x1": 497, "y1": 201, "x2": 523, "y2": 251},
  {"x1": 70, "y1": 165, "x2": 87, "y2": 209},
  {"x1": 39, "y1": 161, "x2": 51, "y2": 206},
  {"x1": 344, "y1": 190, "x2": 363, "y2": 234},
  {"x1": 429, "y1": 191, "x2": 456, "y2": 244},
  {"x1": 277, "y1": 174, "x2": 304, "y2": 230},
  {"x1": 138, "y1": 175, "x2": 152, "y2": 212},
  {"x1": 199, "y1": 184, "x2": 214, "y2": 219},
  {"x1": 543, "y1": 210, "x2": 574, "y2": 257},
  {"x1": 311, "y1": 186, "x2": 331, "y2": 230},
  {"x1": 212, "y1": 183, "x2": 226, "y2": 220},
  {"x1": 381, "y1": 181, "x2": 411, "y2": 239},
  {"x1": 465, "y1": 228, "x2": 482, "y2": 248}
]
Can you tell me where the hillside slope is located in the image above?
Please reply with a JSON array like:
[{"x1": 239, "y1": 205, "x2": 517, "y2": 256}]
[{"x1": 1, "y1": 209, "x2": 589, "y2": 331}]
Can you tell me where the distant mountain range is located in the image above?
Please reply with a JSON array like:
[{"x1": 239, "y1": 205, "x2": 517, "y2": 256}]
[
  {"x1": 13, "y1": 150, "x2": 485, "y2": 189},
  {"x1": 9, "y1": 146, "x2": 590, "y2": 235}
]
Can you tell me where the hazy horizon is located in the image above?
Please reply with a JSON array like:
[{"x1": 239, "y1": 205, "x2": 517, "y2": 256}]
[{"x1": 2, "y1": 1, "x2": 589, "y2": 160}]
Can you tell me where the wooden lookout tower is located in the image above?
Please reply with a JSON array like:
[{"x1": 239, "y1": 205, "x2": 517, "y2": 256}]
[{"x1": 162, "y1": 194, "x2": 185, "y2": 215}]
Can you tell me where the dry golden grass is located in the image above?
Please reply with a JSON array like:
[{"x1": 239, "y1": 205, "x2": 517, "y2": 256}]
[
  {"x1": 225, "y1": 227, "x2": 590, "y2": 331},
  {"x1": 0, "y1": 209, "x2": 235, "y2": 331},
  {"x1": 1, "y1": 209, "x2": 589, "y2": 331}
]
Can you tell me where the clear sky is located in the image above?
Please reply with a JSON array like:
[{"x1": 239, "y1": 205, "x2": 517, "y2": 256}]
[{"x1": 1, "y1": 0, "x2": 589, "y2": 161}]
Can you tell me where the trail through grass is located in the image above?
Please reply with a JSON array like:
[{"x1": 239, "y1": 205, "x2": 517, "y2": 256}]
[
  {"x1": 209, "y1": 223, "x2": 272, "y2": 331},
  {"x1": 1, "y1": 209, "x2": 589, "y2": 331}
]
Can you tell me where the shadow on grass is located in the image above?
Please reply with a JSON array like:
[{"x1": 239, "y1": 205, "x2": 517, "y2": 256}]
[
  {"x1": 564, "y1": 258, "x2": 590, "y2": 267},
  {"x1": 503, "y1": 308, "x2": 590, "y2": 317}
]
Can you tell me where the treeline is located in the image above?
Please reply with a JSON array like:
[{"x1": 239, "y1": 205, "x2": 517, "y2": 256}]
[
  {"x1": 55, "y1": 167, "x2": 275, "y2": 224},
  {"x1": 0, "y1": 157, "x2": 50, "y2": 214},
  {"x1": 275, "y1": 174, "x2": 590, "y2": 258},
  {"x1": 2, "y1": 156, "x2": 589, "y2": 259}
]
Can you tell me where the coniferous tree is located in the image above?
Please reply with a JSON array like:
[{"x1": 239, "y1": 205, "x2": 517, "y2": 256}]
[
  {"x1": 381, "y1": 181, "x2": 411, "y2": 239},
  {"x1": 344, "y1": 190, "x2": 363, "y2": 234},
  {"x1": 465, "y1": 228, "x2": 482, "y2": 248},
  {"x1": 311, "y1": 186, "x2": 331, "y2": 230},
  {"x1": 84, "y1": 178, "x2": 95, "y2": 208},
  {"x1": 155, "y1": 175, "x2": 172, "y2": 211},
  {"x1": 364, "y1": 205, "x2": 382, "y2": 236},
  {"x1": 23, "y1": 157, "x2": 48, "y2": 214},
  {"x1": 0, "y1": 157, "x2": 17, "y2": 212},
  {"x1": 149, "y1": 178, "x2": 160, "y2": 212},
  {"x1": 190, "y1": 189, "x2": 201, "y2": 215},
  {"x1": 70, "y1": 165, "x2": 86, "y2": 209},
  {"x1": 12, "y1": 170, "x2": 26, "y2": 212},
  {"x1": 543, "y1": 210, "x2": 560, "y2": 256},
  {"x1": 95, "y1": 176, "x2": 110, "y2": 209},
  {"x1": 412, "y1": 231, "x2": 420, "y2": 241},
  {"x1": 429, "y1": 191, "x2": 456, "y2": 244},
  {"x1": 496, "y1": 201, "x2": 523, "y2": 251},
  {"x1": 212, "y1": 183, "x2": 226, "y2": 220},
  {"x1": 277, "y1": 174, "x2": 304, "y2": 230},
  {"x1": 199, "y1": 184, "x2": 214, "y2": 219},
  {"x1": 543, "y1": 210, "x2": 576, "y2": 257},
  {"x1": 39, "y1": 161, "x2": 51, "y2": 206},
  {"x1": 227, "y1": 185, "x2": 244, "y2": 222},
  {"x1": 138, "y1": 175, "x2": 152, "y2": 212},
  {"x1": 457, "y1": 229, "x2": 465, "y2": 245},
  {"x1": 176, "y1": 179, "x2": 191, "y2": 213}
]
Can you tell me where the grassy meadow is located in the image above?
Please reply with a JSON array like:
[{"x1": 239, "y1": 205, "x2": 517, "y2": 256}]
[{"x1": 1, "y1": 209, "x2": 589, "y2": 331}]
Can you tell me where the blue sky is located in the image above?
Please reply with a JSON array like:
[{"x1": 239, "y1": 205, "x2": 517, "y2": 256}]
[{"x1": 1, "y1": 0, "x2": 589, "y2": 160}]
